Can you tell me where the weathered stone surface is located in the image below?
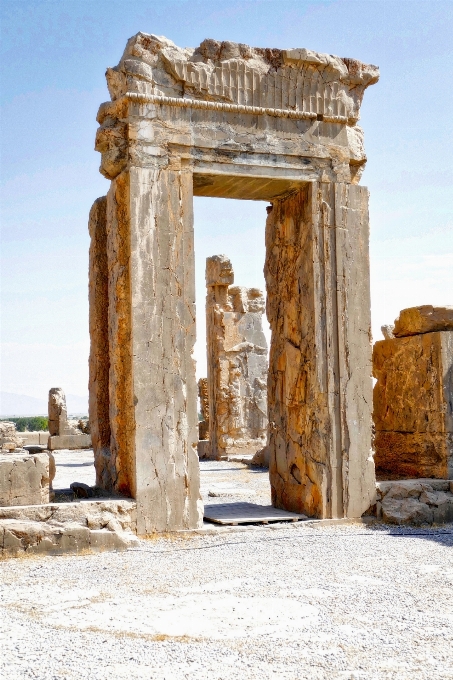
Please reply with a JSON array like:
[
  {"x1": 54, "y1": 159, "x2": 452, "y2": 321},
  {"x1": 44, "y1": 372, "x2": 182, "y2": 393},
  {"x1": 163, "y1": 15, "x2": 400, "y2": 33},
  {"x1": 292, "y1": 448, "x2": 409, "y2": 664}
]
[
  {"x1": 48, "y1": 387, "x2": 74, "y2": 436},
  {"x1": 88, "y1": 196, "x2": 112, "y2": 488},
  {"x1": 0, "y1": 498, "x2": 138, "y2": 556},
  {"x1": 0, "y1": 452, "x2": 52, "y2": 506},
  {"x1": 206, "y1": 256, "x2": 268, "y2": 459},
  {"x1": 198, "y1": 378, "x2": 209, "y2": 441},
  {"x1": 373, "y1": 331, "x2": 453, "y2": 479},
  {"x1": 266, "y1": 183, "x2": 375, "y2": 519},
  {"x1": 393, "y1": 305, "x2": 453, "y2": 337},
  {"x1": 0, "y1": 422, "x2": 25, "y2": 450},
  {"x1": 47, "y1": 434, "x2": 92, "y2": 451},
  {"x1": 368, "y1": 479, "x2": 453, "y2": 525},
  {"x1": 90, "y1": 34, "x2": 378, "y2": 528}
]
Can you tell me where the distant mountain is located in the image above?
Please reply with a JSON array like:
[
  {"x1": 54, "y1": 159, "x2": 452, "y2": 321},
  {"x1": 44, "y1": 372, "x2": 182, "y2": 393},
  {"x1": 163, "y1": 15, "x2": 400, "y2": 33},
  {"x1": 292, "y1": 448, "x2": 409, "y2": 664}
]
[{"x1": 0, "y1": 392, "x2": 88, "y2": 417}]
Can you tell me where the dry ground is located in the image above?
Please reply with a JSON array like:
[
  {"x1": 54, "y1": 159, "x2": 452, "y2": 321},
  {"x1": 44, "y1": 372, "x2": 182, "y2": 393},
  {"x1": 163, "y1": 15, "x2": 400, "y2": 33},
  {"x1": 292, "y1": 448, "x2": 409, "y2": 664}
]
[{"x1": 1, "y1": 453, "x2": 452, "y2": 679}]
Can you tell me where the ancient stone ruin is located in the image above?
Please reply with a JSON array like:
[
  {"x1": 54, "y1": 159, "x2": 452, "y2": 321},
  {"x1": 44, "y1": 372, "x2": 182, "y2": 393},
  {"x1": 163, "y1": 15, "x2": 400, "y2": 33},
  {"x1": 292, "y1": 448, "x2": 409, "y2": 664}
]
[
  {"x1": 204, "y1": 255, "x2": 268, "y2": 460},
  {"x1": 373, "y1": 306, "x2": 453, "y2": 480},
  {"x1": 48, "y1": 387, "x2": 91, "y2": 451},
  {"x1": 90, "y1": 32, "x2": 379, "y2": 531},
  {"x1": 198, "y1": 378, "x2": 209, "y2": 442}
]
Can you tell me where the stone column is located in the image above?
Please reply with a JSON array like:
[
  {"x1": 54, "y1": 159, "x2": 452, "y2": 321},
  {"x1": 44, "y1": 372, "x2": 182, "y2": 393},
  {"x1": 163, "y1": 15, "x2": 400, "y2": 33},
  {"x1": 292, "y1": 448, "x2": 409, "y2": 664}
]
[
  {"x1": 265, "y1": 182, "x2": 375, "y2": 519},
  {"x1": 206, "y1": 256, "x2": 268, "y2": 459},
  {"x1": 48, "y1": 388, "x2": 72, "y2": 436},
  {"x1": 88, "y1": 196, "x2": 112, "y2": 489},
  {"x1": 103, "y1": 165, "x2": 202, "y2": 533}
]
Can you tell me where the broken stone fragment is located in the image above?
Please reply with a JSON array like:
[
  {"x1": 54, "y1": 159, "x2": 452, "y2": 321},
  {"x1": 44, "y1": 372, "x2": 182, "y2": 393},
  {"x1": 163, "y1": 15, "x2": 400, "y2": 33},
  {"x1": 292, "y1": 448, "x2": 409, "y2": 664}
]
[
  {"x1": 393, "y1": 305, "x2": 453, "y2": 337},
  {"x1": 70, "y1": 482, "x2": 94, "y2": 499}
]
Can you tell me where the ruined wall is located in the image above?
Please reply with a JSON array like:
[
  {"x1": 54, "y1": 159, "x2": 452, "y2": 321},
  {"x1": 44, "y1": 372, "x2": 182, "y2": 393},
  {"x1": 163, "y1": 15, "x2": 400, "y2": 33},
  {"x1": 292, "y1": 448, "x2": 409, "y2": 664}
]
[
  {"x1": 206, "y1": 256, "x2": 268, "y2": 459},
  {"x1": 265, "y1": 183, "x2": 374, "y2": 518},
  {"x1": 373, "y1": 307, "x2": 453, "y2": 480}
]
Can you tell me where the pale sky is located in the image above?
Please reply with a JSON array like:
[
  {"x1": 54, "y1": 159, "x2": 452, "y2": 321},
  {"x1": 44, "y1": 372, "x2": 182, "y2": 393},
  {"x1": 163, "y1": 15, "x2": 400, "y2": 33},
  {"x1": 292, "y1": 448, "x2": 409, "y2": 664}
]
[{"x1": 1, "y1": 0, "x2": 452, "y2": 412}]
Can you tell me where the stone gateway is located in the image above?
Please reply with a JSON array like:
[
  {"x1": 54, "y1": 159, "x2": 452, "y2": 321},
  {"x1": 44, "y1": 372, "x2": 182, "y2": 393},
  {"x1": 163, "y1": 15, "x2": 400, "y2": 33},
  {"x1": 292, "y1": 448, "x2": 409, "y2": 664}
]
[{"x1": 89, "y1": 33, "x2": 379, "y2": 532}]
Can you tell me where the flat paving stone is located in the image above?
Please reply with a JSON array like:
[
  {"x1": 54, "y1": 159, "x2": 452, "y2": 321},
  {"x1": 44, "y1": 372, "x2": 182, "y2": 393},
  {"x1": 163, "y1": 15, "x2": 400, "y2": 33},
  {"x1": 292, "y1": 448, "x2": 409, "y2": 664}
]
[{"x1": 204, "y1": 501, "x2": 306, "y2": 524}]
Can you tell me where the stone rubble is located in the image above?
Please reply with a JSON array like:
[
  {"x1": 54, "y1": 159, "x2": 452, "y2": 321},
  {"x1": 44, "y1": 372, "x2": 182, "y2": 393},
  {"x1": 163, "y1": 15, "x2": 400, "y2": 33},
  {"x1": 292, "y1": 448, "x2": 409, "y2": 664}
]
[
  {"x1": 371, "y1": 479, "x2": 453, "y2": 525},
  {"x1": 0, "y1": 421, "x2": 25, "y2": 451}
]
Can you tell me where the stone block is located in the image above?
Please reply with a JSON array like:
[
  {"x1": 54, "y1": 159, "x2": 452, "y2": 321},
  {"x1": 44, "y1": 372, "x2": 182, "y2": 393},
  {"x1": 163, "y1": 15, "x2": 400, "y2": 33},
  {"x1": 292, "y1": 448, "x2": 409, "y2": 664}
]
[
  {"x1": 393, "y1": 305, "x2": 453, "y2": 337},
  {"x1": 0, "y1": 452, "x2": 52, "y2": 506},
  {"x1": 48, "y1": 434, "x2": 92, "y2": 450},
  {"x1": 373, "y1": 331, "x2": 453, "y2": 479}
]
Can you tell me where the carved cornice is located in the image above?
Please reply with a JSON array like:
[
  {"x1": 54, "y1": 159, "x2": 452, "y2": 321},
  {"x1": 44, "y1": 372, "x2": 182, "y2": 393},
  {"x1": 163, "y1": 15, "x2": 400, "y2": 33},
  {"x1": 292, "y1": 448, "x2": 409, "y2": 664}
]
[{"x1": 126, "y1": 92, "x2": 350, "y2": 124}]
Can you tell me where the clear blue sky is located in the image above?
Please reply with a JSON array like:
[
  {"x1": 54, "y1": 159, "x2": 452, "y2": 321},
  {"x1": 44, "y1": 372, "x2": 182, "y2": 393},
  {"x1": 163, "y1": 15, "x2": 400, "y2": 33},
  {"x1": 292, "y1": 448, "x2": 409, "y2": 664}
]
[{"x1": 1, "y1": 0, "x2": 452, "y2": 410}]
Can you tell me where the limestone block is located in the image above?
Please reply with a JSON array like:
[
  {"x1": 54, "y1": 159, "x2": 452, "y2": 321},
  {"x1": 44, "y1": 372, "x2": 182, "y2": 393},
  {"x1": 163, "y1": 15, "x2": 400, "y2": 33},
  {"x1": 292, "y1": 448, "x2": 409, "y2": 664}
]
[
  {"x1": 206, "y1": 256, "x2": 268, "y2": 459},
  {"x1": 393, "y1": 305, "x2": 453, "y2": 337},
  {"x1": 373, "y1": 331, "x2": 453, "y2": 479},
  {"x1": 0, "y1": 452, "x2": 51, "y2": 506},
  {"x1": 47, "y1": 434, "x2": 92, "y2": 451}
]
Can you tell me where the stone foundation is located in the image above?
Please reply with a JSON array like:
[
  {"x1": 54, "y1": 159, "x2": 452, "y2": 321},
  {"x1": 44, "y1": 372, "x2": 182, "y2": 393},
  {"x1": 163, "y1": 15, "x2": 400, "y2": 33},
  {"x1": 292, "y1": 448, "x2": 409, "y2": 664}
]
[{"x1": 0, "y1": 499, "x2": 138, "y2": 557}]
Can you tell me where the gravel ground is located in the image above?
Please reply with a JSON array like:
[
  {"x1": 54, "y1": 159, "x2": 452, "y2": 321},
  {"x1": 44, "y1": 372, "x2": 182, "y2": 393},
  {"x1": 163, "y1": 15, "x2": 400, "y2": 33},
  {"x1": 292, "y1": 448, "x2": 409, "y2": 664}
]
[
  {"x1": 1, "y1": 521, "x2": 452, "y2": 679},
  {"x1": 52, "y1": 452, "x2": 272, "y2": 506},
  {"x1": 8, "y1": 454, "x2": 450, "y2": 678}
]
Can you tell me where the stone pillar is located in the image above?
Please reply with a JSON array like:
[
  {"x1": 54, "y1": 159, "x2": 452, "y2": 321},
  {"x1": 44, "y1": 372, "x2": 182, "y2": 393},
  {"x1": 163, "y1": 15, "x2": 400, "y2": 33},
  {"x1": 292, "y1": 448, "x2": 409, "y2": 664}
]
[
  {"x1": 88, "y1": 196, "x2": 112, "y2": 489},
  {"x1": 102, "y1": 166, "x2": 202, "y2": 533},
  {"x1": 198, "y1": 378, "x2": 209, "y2": 441},
  {"x1": 206, "y1": 256, "x2": 268, "y2": 459},
  {"x1": 265, "y1": 182, "x2": 375, "y2": 519},
  {"x1": 48, "y1": 388, "x2": 72, "y2": 436},
  {"x1": 373, "y1": 306, "x2": 453, "y2": 480}
]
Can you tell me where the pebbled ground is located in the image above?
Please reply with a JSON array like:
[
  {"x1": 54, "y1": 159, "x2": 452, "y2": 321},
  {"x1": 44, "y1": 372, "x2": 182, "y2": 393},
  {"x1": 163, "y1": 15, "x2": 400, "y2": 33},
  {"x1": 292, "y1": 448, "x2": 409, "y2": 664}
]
[{"x1": 1, "y1": 518, "x2": 452, "y2": 679}]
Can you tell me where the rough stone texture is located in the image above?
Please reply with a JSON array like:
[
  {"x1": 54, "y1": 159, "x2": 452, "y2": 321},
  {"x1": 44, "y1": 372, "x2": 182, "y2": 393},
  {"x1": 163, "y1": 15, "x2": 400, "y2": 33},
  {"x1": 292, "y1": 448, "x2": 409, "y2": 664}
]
[
  {"x1": 48, "y1": 387, "x2": 75, "y2": 436},
  {"x1": 88, "y1": 196, "x2": 112, "y2": 488},
  {"x1": 0, "y1": 422, "x2": 25, "y2": 450},
  {"x1": 198, "y1": 378, "x2": 209, "y2": 441},
  {"x1": 393, "y1": 305, "x2": 453, "y2": 337},
  {"x1": 0, "y1": 499, "x2": 138, "y2": 556},
  {"x1": 373, "y1": 331, "x2": 453, "y2": 479},
  {"x1": 91, "y1": 33, "x2": 378, "y2": 527},
  {"x1": 0, "y1": 452, "x2": 54, "y2": 506},
  {"x1": 367, "y1": 479, "x2": 453, "y2": 525},
  {"x1": 206, "y1": 256, "x2": 268, "y2": 459},
  {"x1": 266, "y1": 183, "x2": 375, "y2": 519}
]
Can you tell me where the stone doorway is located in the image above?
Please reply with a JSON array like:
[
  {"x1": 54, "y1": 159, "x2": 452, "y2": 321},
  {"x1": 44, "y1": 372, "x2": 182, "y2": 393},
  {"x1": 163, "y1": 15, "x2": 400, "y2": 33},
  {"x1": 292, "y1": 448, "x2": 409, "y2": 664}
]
[{"x1": 90, "y1": 33, "x2": 379, "y2": 534}]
